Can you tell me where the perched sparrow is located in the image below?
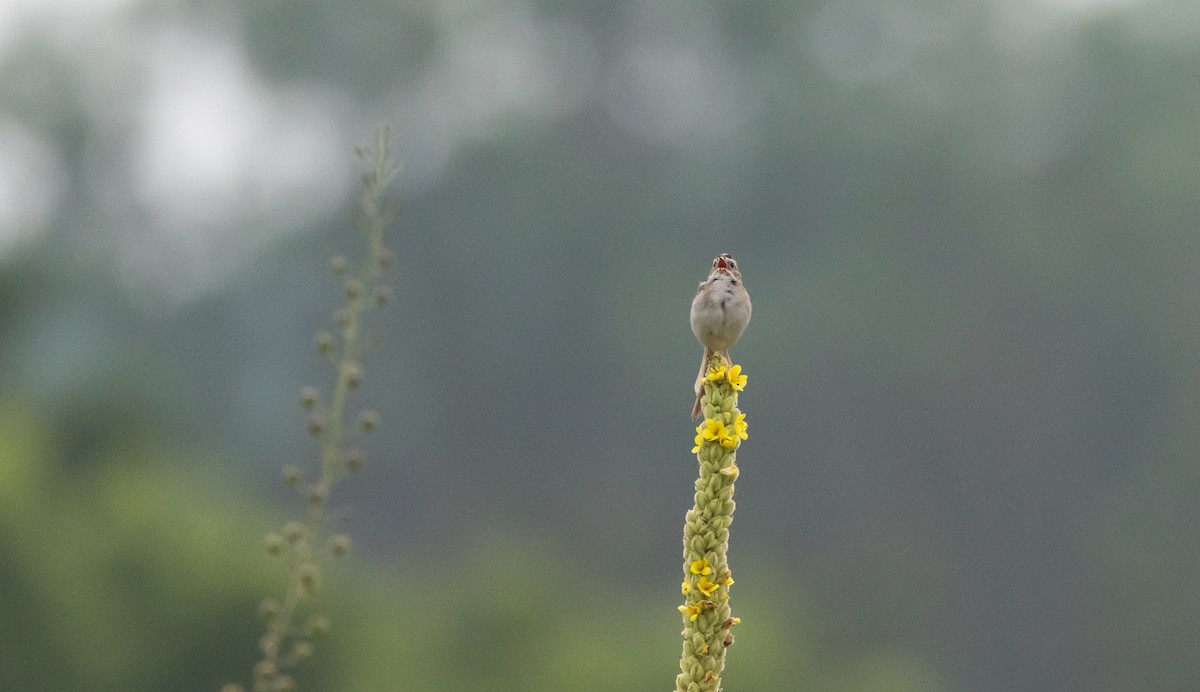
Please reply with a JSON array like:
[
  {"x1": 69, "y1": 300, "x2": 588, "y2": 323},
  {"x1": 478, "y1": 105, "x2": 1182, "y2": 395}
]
[{"x1": 690, "y1": 253, "x2": 752, "y2": 418}]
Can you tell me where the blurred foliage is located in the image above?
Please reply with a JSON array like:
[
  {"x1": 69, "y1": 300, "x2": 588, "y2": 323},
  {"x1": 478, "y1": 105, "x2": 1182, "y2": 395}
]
[
  {"x1": 0, "y1": 405, "x2": 942, "y2": 690},
  {"x1": 0, "y1": 404, "x2": 271, "y2": 690}
]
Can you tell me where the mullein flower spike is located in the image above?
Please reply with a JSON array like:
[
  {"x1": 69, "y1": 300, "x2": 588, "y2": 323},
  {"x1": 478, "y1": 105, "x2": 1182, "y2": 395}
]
[{"x1": 676, "y1": 354, "x2": 746, "y2": 692}]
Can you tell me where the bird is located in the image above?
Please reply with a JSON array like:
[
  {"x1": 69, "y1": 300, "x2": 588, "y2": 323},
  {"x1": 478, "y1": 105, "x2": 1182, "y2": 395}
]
[{"x1": 690, "y1": 253, "x2": 752, "y2": 419}]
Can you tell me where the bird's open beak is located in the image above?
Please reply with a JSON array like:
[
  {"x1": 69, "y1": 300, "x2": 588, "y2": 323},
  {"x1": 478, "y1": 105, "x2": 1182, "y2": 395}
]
[{"x1": 715, "y1": 256, "x2": 729, "y2": 272}]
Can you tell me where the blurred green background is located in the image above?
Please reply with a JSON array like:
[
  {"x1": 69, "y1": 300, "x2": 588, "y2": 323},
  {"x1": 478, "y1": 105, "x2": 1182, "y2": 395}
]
[{"x1": 2, "y1": 0, "x2": 1199, "y2": 690}]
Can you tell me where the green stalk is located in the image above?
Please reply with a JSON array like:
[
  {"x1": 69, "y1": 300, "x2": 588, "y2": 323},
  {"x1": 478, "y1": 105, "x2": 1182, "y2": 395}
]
[
  {"x1": 225, "y1": 124, "x2": 398, "y2": 692},
  {"x1": 676, "y1": 353, "x2": 747, "y2": 692}
]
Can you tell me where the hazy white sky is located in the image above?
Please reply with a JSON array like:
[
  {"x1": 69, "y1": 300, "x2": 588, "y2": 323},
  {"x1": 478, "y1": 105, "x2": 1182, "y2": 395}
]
[{"x1": 0, "y1": 0, "x2": 1159, "y2": 299}]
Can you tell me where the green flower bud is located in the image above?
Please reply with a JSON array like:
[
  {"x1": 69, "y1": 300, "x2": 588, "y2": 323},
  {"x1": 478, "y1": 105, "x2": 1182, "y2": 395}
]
[
  {"x1": 342, "y1": 361, "x2": 363, "y2": 389},
  {"x1": 299, "y1": 386, "x2": 319, "y2": 409},
  {"x1": 289, "y1": 641, "x2": 314, "y2": 664},
  {"x1": 343, "y1": 448, "x2": 365, "y2": 472},
  {"x1": 305, "y1": 615, "x2": 331, "y2": 636},
  {"x1": 254, "y1": 660, "x2": 277, "y2": 683},
  {"x1": 282, "y1": 521, "x2": 306, "y2": 543},
  {"x1": 257, "y1": 598, "x2": 281, "y2": 623},
  {"x1": 296, "y1": 563, "x2": 321, "y2": 598},
  {"x1": 263, "y1": 533, "x2": 285, "y2": 556},
  {"x1": 260, "y1": 633, "x2": 279, "y2": 657}
]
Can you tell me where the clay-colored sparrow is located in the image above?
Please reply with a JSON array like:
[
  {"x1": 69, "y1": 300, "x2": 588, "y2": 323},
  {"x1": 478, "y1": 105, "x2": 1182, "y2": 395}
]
[{"x1": 690, "y1": 253, "x2": 752, "y2": 418}]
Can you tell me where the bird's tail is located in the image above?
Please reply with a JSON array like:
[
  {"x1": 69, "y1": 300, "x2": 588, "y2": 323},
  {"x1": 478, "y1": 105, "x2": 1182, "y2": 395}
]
[{"x1": 691, "y1": 347, "x2": 713, "y2": 419}]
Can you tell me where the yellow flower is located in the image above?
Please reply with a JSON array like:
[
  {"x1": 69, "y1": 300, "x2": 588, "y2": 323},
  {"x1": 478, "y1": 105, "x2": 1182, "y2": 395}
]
[
  {"x1": 733, "y1": 413, "x2": 748, "y2": 441},
  {"x1": 681, "y1": 580, "x2": 692, "y2": 595},
  {"x1": 719, "y1": 463, "x2": 739, "y2": 478},
  {"x1": 706, "y1": 363, "x2": 727, "y2": 382},
  {"x1": 697, "y1": 576, "x2": 719, "y2": 596},
  {"x1": 700, "y1": 419, "x2": 734, "y2": 447},
  {"x1": 691, "y1": 428, "x2": 705, "y2": 454},
  {"x1": 678, "y1": 604, "x2": 701, "y2": 621},
  {"x1": 690, "y1": 559, "x2": 712, "y2": 576},
  {"x1": 727, "y1": 364, "x2": 747, "y2": 390}
]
